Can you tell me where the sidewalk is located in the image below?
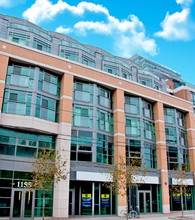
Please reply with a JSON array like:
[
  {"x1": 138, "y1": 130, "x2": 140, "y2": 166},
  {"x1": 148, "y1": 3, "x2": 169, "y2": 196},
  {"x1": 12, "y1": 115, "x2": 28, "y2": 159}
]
[{"x1": 67, "y1": 211, "x2": 195, "y2": 220}]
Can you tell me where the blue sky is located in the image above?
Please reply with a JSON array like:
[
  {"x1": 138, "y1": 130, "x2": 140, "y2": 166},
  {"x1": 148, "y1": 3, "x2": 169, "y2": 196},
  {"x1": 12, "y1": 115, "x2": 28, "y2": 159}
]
[{"x1": 0, "y1": 0, "x2": 195, "y2": 84}]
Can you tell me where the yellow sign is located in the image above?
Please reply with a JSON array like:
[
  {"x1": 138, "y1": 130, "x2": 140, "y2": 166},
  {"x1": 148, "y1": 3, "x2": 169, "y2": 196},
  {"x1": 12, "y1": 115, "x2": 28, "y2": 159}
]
[
  {"x1": 82, "y1": 194, "x2": 91, "y2": 198},
  {"x1": 101, "y1": 194, "x2": 110, "y2": 198}
]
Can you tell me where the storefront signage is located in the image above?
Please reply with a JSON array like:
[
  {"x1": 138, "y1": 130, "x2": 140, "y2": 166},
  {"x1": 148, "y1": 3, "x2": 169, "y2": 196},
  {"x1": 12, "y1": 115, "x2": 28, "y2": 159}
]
[
  {"x1": 82, "y1": 194, "x2": 92, "y2": 207},
  {"x1": 101, "y1": 194, "x2": 110, "y2": 208}
]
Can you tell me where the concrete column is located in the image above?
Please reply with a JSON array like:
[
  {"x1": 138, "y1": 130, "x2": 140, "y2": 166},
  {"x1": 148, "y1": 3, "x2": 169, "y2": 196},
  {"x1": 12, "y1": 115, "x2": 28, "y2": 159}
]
[
  {"x1": 53, "y1": 73, "x2": 73, "y2": 218},
  {"x1": 0, "y1": 54, "x2": 9, "y2": 112},
  {"x1": 113, "y1": 89, "x2": 126, "y2": 215},
  {"x1": 154, "y1": 101, "x2": 170, "y2": 213},
  {"x1": 186, "y1": 112, "x2": 195, "y2": 172}
]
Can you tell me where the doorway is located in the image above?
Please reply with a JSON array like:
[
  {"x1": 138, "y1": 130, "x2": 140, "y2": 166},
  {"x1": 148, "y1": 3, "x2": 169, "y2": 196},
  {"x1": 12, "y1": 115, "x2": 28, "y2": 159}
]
[
  {"x1": 10, "y1": 189, "x2": 35, "y2": 220},
  {"x1": 69, "y1": 189, "x2": 75, "y2": 216},
  {"x1": 138, "y1": 190, "x2": 152, "y2": 213}
]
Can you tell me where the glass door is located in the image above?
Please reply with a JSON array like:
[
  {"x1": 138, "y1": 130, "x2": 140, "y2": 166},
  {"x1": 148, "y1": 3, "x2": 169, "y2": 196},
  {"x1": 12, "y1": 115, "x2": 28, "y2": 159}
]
[
  {"x1": 69, "y1": 189, "x2": 75, "y2": 215},
  {"x1": 11, "y1": 189, "x2": 35, "y2": 219},
  {"x1": 138, "y1": 191, "x2": 152, "y2": 213}
]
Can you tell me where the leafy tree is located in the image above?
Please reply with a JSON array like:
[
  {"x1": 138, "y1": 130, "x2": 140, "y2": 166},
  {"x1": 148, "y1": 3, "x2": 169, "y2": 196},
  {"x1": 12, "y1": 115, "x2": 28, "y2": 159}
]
[
  {"x1": 170, "y1": 164, "x2": 190, "y2": 218},
  {"x1": 104, "y1": 157, "x2": 146, "y2": 220},
  {"x1": 29, "y1": 148, "x2": 68, "y2": 220}
]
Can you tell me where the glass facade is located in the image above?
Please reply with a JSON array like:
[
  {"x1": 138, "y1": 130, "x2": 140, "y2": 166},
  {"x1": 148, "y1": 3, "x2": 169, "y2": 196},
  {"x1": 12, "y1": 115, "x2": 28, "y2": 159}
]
[
  {"x1": 165, "y1": 108, "x2": 189, "y2": 171},
  {"x1": 2, "y1": 63, "x2": 60, "y2": 122}
]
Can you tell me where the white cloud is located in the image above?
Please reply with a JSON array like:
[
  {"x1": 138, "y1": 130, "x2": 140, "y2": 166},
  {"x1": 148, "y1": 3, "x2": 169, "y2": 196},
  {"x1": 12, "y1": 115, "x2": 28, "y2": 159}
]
[
  {"x1": 176, "y1": 0, "x2": 193, "y2": 7},
  {"x1": 23, "y1": 0, "x2": 109, "y2": 24},
  {"x1": 155, "y1": 9, "x2": 194, "y2": 41},
  {"x1": 0, "y1": 0, "x2": 25, "y2": 8},
  {"x1": 23, "y1": 0, "x2": 158, "y2": 57}
]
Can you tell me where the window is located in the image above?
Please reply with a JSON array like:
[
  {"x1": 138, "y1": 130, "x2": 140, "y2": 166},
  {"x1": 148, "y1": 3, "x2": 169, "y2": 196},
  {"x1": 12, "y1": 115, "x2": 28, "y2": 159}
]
[
  {"x1": 0, "y1": 128, "x2": 55, "y2": 158},
  {"x1": 35, "y1": 95, "x2": 59, "y2": 122},
  {"x1": 165, "y1": 126, "x2": 177, "y2": 144},
  {"x1": 104, "y1": 64, "x2": 119, "y2": 75},
  {"x1": 126, "y1": 117, "x2": 140, "y2": 137},
  {"x1": 74, "y1": 82, "x2": 92, "y2": 102},
  {"x1": 191, "y1": 92, "x2": 195, "y2": 106},
  {"x1": 125, "y1": 96, "x2": 139, "y2": 115},
  {"x1": 126, "y1": 140, "x2": 141, "y2": 166},
  {"x1": 60, "y1": 49, "x2": 78, "y2": 62},
  {"x1": 179, "y1": 129, "x2": 187, "y2": 146},
  {"x1": 33, "y1": 38, "x2": 51, "y2": 53},
  {"x1": 96, "y1": 134, "x2": 114, "y2": 164},
  {"x1": 73, "y1": 105, "x2": 93, "y2": 128},
  {"x1": 71, "y1": 131, "x2": 92, "y2": 162},
  {"x1": 2, "y1": 89, "x2": 32, "y2": 116},
  {"x1": 38, "y1": 70, "x2": 60, "y2": 96},
  {"x1": 144, "y1": 142, "x2": 156, "y2": 169},
  {"x1": 82, "y1": 55, "x2": 95, "y2": 67},
  {"x1": 143, "y1": 101, "x2": 153, "y2": 119},
  {"x1": 98, "y1": 87, "x2": 111, "y2": 108},
  {"x1": 139, "y1": 77, "x2": 152, "y2": 87},
  {"x1": 164, "y1": 108, "x2": 175, "y2": 124},
  {"x1": 144, "y1": 120, "x2": 155, "y2": 140},
  {"x1": 177, "y1": 111, "x2": 186, "y2": 128},
  {"x1": 6, "y1": 64, "x2": 34, "y2": 88},
  {"x1": 97, "y1": 109, "x2": 113, "y2": 133},
  {"x1": 8, "y1": 32, "x2": 30, "y2": 46},
  {"x1": 167, "y1": 146, "x2": 178, "y2": 170}
]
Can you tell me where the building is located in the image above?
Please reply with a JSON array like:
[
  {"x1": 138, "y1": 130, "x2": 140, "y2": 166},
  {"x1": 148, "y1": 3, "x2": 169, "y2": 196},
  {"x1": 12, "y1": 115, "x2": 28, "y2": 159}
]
[{"x1": 0, "y1": 13, "x2": 195, "y2": 219}]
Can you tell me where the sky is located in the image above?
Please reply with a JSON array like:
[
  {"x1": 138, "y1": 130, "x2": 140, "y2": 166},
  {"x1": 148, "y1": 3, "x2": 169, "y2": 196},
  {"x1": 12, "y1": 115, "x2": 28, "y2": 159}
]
[{"x1": 0, "y1": 0, "x2": 195, "y2": 85}]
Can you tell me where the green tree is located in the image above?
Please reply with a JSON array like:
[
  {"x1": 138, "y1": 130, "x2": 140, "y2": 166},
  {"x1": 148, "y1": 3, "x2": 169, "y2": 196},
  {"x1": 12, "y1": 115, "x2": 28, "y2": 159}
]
[
  {"x1": 104, "y1": 157, "x2": 146, "y2": 220},
  {"x1": 29, "y1": 148, "x2": 68, "y2": 220}
]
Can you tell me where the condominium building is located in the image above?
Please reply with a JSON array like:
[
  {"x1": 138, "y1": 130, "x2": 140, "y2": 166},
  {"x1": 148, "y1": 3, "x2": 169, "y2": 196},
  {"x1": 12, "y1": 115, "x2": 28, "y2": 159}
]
[{"x1": 0, "y1": 13, "x2": 195, "y2": 219}]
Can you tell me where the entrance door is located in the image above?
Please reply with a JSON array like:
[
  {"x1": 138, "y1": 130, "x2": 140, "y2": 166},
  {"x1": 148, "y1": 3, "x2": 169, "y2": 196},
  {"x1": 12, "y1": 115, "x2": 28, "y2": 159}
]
[
  {"x1": 138, "y1": 191, "x2": 152, "y2": 213},
  {"x1": 69, "y1": 189, "x2": 75, "y2": 216},
  {"x1": 10, "y1": 189, "x2": 35, "y2": 220}
]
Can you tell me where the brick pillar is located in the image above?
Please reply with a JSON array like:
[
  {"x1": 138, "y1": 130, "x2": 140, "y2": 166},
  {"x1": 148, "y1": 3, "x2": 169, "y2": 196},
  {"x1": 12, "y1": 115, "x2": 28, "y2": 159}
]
[
  {"x1": 0, "y1": 54, "x2": 9, "y2": 112},
  {"x1": 113, "y1": 89, "x2": 126, "y2": 215},
  {"x1": 53, "y1": 73, "x2": 73, "y2": 218},
  {"x1": 186, "y1": 112, "x2": 195, "y2": 172},
  {"x1": 154, "y1": 102, "x2": 170, "y2": 213}
]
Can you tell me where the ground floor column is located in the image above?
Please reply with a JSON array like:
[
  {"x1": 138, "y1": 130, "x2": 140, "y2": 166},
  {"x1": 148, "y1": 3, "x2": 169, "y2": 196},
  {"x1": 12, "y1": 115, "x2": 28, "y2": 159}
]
[{"x1": 53, "y1": 122, "x2": 71, "y2": 218}]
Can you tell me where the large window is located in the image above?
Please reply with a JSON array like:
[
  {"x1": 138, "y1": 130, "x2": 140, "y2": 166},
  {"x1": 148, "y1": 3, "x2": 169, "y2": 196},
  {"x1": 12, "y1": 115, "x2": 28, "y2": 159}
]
[
  {"x1": 74, "y1": 81, "x2": 92, "y2": 103},
  {"x1": 126, "y1": 140, "x2": 141, "y2": 166},
  {"x1": 82, "y1": 55, "x2": 95, "y2": 67},
  {"x1": 73, "y1": 104, "x2": 93, "y2": 128},
  {"x1": 6, "y1": 64, "x2": 34, "y2": 88},
  {"x1": 3, "y1": 89, "x2": 32, "y2": 115},
  {"x1": 60, "y1": 49, "x2": 78, "y2": 62},
  {"x1": 165, "y1": 126, "x2": 177, "y2": 145},
  {"x1": 0, "y1": 128, "x2": 55, "y2": 157},
  {"x1": 71, "y1": 131, "x2": 92, "y2": 162},
  {"x1": 126, "y1": 117, "x2": 140, "y2": 137},
  {"x1": 144, "y1": 142, "x2": 157, "y2": 169},
  {"x1": 35, "y1": 95, "x2": 59, "y2": 122},
  {"x1": 98, "y1": 87, "x2": 112, "y2": 109},
  {"x1": 164, "y1": 108, "x2": 175, "y2": 124},
  {"x1": 8, "y1": 32, "x2": 30, "y2": 46},
  {"x1": 125, "y1": 96, "x2": 139, "y2": 115},
  {"x1": 96, "y1": 134, "x2": 114, "y2": 164},
  {"x1": 33, "y1": 38, "x2": 51, "y2": 52},
  {"x1": 143, "y1": 101, "x2": 153, "y2": 119},
  {"x1": 144, "y1": 120, "x2": 155, "y2": 140},
  {"x1": 167, "y1": 146, "x2": 178, "y2": 170},
  {"x1": 38, "y1": 70, "x2": 60, "y2": 96},
  {"x1": 97, "y1": 109, "x2": 113, "y2": 133}
]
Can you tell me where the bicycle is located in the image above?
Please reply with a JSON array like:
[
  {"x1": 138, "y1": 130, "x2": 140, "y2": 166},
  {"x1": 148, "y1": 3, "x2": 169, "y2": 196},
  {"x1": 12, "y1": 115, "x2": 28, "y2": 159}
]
[{"x1": 120, "y1": 206, "x2": 140, "y2": 219}]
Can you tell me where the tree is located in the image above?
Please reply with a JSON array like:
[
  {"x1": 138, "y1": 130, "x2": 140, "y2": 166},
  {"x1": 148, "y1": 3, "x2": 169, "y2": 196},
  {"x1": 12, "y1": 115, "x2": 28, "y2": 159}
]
[
  {"x1": 170, "y1": 164, "x2": 190, "y2": 218},
  {"x1": 104, "y1": 157, "x2": 146, "y2": 220},
  {"x1": 29, "y1": 148, "x2": 68, "y2": 220}
]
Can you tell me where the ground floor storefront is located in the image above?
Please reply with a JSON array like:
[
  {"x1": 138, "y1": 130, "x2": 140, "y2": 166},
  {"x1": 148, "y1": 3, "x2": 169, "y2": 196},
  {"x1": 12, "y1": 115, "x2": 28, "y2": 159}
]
[{"x1": 0, "y1": 170, "x2": 195, "y2": 219}]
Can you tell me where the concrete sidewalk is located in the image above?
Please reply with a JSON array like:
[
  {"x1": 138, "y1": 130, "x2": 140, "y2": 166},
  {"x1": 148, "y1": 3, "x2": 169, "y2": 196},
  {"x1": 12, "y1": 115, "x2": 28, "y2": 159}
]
[{"x1": 67, "y1": 211, "x2": 195, "y2": 220}]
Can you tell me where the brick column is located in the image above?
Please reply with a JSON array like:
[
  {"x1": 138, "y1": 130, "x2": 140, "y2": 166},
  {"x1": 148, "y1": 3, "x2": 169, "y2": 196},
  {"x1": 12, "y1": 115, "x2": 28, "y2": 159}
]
[
  {"x1": 186, "y1": 112, "x2": 195, "y2": 172},
  {"x1": 0, "y1": 54, "x2": 9, "y2": 112},
  {"x1": 113, "y1": 89, "x2": 126, "y2": 215},
  {"x1": 154, "y1": 101, "x2": 170, "y2": 213},
  {"x1": 53, "y1": 73, "x2": 73, "y2": 218}
]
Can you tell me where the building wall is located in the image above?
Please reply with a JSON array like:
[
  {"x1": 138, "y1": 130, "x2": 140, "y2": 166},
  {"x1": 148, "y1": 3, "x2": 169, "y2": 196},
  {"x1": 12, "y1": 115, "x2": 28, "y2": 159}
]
[{"x1": 0, "y1": 38, "x2": 195, "y2": 217}]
